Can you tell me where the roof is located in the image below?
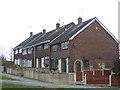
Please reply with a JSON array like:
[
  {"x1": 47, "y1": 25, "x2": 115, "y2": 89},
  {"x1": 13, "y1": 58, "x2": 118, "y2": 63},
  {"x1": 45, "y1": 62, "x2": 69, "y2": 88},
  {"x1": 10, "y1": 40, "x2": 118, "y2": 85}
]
[
  {"x1": 15, "y1": 17, "x2": 119, "y2": 50},
  {"x1": 50, "y1": 17, "x2": 95, "y2": 45},
  {"x1": 22, "y1": 22, "x2": 75, "y2": 49},
  {"x1": 14, "y1": 32, "x2": 42, "y2": 49},
  {"x1": 50, "y1": 17, "x2": 119, "y2": 45}
]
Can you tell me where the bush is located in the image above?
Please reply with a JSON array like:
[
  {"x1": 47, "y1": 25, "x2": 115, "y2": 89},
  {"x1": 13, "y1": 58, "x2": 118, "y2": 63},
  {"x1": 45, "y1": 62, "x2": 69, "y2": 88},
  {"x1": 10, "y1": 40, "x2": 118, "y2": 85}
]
[{"x1": 112, "y1": 59, "x2": 120, "y2": 74}]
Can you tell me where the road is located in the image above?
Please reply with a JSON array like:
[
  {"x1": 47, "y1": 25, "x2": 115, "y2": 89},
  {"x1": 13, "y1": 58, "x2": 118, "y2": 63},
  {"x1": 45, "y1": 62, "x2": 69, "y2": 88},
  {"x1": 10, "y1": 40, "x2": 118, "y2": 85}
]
[{"x1": 0, "y1": 73, "x2": 119, "y2": 89}]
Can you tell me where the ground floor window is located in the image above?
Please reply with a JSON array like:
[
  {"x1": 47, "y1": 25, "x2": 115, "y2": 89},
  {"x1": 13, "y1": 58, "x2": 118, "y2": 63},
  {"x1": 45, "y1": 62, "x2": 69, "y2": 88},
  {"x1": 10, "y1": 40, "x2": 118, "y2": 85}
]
[
  {"x1": 22, "y1": 59, "x2": 32, "y2": 67},
  {"x1": 15, "y1": 59, "x2": 22, "y2": 66},
  {"x1": 51, "y1": 59, "x2": 58, "y2": 70},
  {"x1": 83, "y1": 60, "x2": 89, "y2": 67}
]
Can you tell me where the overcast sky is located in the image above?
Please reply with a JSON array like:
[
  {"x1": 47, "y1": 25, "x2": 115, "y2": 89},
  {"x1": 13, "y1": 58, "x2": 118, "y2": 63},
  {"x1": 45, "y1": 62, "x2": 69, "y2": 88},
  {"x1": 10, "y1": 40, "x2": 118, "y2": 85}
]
[{"x1": 0, "y1": 0, "x2": 119, "y2": 58}]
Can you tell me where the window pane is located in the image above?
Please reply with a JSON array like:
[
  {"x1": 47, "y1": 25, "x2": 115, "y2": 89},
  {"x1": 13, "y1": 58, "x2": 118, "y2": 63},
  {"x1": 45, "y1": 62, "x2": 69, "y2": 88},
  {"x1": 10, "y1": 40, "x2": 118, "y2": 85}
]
[
  {"x1": 28, "y1": 48, "x2": 32, "y2": 54},
  {"x1": 19, "y1": 49, "x2": 22, "y2": 53},
  {"x1": 44, "y1": 56, "x2": 49, "y2": 67},
  {"x1": 52, "y1": 59, "x2": 58, "y2": 69},
  {"x1": 15, "y1": 50, "x2": 18, "y2": 54},
  {"x1": 61, "y1": 42, "x2": 68, "y2": 49},
  {"x1": 83, "y1": 60, "x2": 89, "y2": 67},
  {"x1": 37, "y1": 45, "x2": 42, "y2": 51},
  {"x1": 22, "y1": 50, "x2": 27, "y2": 55},
  {"x1": 52, "y1": 45, "x2": 58, "y2": 51},
  {"x1": 44, "y1": 44, "x2": 49, "y2": 49}
]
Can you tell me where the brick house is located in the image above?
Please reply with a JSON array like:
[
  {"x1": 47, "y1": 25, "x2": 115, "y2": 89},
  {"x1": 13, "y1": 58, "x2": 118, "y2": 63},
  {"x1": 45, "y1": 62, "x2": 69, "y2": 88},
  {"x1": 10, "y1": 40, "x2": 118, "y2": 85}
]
[
  {"x1": 14, "y1": 17, "x2": 119, "y2": 73},
  {"x1": 50, "y1": 17, "x2": 119, "y2": 73},
  {"x1": 14, "y1": 22, "x2": 75, "y2": 68}
]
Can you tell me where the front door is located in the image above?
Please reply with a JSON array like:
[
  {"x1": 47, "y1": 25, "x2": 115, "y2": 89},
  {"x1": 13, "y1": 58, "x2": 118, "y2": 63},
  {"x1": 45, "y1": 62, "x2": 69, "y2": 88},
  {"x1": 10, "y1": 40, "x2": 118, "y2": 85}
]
[
  {"x1": 61, "y1": 58, "x2": 66, "y2": 72},
  {"x1": 76, "y1": 61, "x2": 81, "y2": 72}
]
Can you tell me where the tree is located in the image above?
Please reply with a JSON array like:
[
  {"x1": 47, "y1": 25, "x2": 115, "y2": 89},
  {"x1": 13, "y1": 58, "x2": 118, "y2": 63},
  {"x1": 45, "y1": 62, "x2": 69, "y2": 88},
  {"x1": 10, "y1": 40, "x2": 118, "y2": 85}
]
[
  {"x1": 112, "y1": 59, "x2": 120, "y2": 75},
  {"x1": 6, "y1": 47, "x2": 14, "y2": 61},
  {"x1": 0, "y1": 54, "x2": 6, "y2": 61}
]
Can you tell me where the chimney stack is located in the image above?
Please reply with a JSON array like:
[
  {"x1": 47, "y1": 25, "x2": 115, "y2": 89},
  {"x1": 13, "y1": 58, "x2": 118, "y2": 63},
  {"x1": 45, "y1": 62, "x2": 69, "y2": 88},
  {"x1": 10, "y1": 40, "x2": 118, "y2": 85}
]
[
  {"x1": 43, "y1": 29, "x2": 46, "y2": 34},
  {"x1": 56, "y1": 23, "x2": 60, "y2": 29},
  {"x1": 78, "y1": 17, "x2": 82, "y2": 24},
  {"x1": 30, "y1": 32, "x2": 33, "y2": 37}
]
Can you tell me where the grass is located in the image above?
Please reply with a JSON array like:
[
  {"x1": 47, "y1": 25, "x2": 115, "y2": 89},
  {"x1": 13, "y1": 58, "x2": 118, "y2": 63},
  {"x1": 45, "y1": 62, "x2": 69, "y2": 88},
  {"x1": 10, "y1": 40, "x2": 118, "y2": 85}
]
[
  {"x1": 1, "y1": 83, "x2": 44, "y2": 88},
  {"x1": 1, "y1": 83, "x2": 88, "y2": 90},
  {"x1": 0, "y1": 75, "x2": 19, "y2": 80}
]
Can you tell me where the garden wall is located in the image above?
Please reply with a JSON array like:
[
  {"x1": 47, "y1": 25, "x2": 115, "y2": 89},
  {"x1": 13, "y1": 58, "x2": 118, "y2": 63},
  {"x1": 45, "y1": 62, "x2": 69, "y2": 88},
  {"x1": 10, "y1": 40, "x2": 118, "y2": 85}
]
[{"x1": 6, "y1": 67, "x2": 75, "y2": 85}]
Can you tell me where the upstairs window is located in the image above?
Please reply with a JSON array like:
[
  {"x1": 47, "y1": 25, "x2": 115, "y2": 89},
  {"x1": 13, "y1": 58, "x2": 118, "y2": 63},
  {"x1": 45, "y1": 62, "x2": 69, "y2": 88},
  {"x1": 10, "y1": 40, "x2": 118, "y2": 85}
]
[
  {"x1": 44, "y1": 43, "x2": 49, "y2": 49},
  {"x1": 28, "y1": 48, "x2": 32, "y2": 54},
  {"x1": 15, "y1": 50, "x2": 18, "y2": 54},
  {"x1": 22, "y1": 49, "x2": 27, "y2": 55},
  {"x1": 19, "y1": 49, "x2": 22, "y2": 53},
  {"x1": 52, "y1": 45, "x2": 58, "y2": 52},
  {"x1": 37, "y1": 45, "x2": 42, "y2": 51},
  {"x1": 61, "y1": 42, "x2": 68, "y2": 50}
]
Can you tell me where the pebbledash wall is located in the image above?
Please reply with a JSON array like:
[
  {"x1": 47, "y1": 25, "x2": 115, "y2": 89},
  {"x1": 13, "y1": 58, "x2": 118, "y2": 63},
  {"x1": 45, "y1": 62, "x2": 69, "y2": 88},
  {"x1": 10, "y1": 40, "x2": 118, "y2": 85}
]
[{"x1": 6, "y1": 67, "x2": 75, "y2": 85}]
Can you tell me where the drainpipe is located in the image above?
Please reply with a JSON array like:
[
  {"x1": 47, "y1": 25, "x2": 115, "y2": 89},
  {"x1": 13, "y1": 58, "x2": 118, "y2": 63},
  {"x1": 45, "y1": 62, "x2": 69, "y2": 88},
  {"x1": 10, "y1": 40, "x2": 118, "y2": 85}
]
[{"x1": 34, "y1": 47, "x2": 36, "y2": 67}]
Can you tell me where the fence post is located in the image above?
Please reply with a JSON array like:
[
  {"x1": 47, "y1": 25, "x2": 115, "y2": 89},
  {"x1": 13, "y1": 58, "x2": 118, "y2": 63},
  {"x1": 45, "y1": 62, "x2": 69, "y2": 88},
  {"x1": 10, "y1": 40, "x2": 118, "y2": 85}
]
[
  {"x1": 109, "y1": 75, "x2": 111, "y2": 86},
  {"x1": 74, "y1": 73, "x2": 76, "y2": 83},
  {"x1": 85, "y1": 74, "x2": 87, "y2": 85}
]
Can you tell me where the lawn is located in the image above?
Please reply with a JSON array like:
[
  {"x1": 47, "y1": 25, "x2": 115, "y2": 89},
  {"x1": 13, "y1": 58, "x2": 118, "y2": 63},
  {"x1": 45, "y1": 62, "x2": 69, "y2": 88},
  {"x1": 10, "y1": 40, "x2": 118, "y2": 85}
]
[
  {"x1": 0, "y1": 75, "x2": 19, "y2": 80},
  {"x1": 1, "y1": 83, "x2": 44, "y2": 88},
  {"x1": 1, "y1": 83, "x2": 88, "y2": 90}
]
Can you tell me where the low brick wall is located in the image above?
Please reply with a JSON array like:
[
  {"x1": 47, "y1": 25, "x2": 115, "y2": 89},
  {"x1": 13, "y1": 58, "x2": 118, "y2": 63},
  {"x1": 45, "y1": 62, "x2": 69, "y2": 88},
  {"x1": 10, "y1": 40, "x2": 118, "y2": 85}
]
[
  {"x1": 111, "y1": 75, "x2": 120, "y2": 87},
  {"x1": 6, "y1": 67, "x2": 75, "y2": 85}
]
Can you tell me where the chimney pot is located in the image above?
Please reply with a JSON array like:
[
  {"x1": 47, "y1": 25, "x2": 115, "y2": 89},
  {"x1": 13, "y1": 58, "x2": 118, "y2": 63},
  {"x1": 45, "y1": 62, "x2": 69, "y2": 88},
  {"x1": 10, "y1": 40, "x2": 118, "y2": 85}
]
[
  {"x1": 56, "y1": 23, "x2": 60, "y2": 29},
  {"x1": 78, "y1": 17, "x2": 82, "y2": 24},
  {"x1": 43, "y1": 29, "x2": 46, "y2": 34},
  {"x1": 30, "y1": 32, "x2": 33, "y2": 37}
]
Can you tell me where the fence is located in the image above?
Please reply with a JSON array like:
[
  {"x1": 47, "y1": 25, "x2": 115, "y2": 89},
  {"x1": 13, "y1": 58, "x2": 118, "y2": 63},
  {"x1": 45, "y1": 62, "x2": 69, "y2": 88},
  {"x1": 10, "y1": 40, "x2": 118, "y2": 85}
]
[{"x1": 76, "y1": 70, "x2": 120, "y2": 87}]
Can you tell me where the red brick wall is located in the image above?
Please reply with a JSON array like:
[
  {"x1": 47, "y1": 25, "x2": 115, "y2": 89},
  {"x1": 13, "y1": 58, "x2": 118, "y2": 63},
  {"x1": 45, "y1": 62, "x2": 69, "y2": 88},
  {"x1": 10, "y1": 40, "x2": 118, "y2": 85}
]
[
  {"x1": 111, "y1": 76, "x2": 120, "y2": 87},
  {"x1": 76, "y1": 70, "x2": 120, "y2": 87},
  {"x1": 84, "y1": 70, "x2": 110, "y2": 84},
  {"x1": 69, "y1": 21, "x2": 119, "y2": 72},
  {"x1": 76, "y1": 72, "x2": 82, "y2": 81}
]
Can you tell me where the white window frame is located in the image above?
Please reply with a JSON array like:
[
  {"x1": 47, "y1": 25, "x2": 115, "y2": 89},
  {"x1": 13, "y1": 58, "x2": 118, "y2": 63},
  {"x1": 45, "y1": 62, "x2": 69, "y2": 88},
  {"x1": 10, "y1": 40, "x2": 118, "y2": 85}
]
[
  {"x1": 44, "y1": 43, "x2": 49, "y2": 49},
  {"x1": 61, "y1": 42, "x2": 68, "y2": 50},
  {"x1": 19, "y1": 49, "x2": 22, "y2": 53},
  {"x1": 15, "y1": 50, "x2": 18, "y2": 54},
  {"x1": 37, "y1": 45, "x2": 42, "y2": 51},
  {"x1": 22, "y1": 49, "x2": 27, "y2": 55},
  {"x1": 28, "y1": 48, "x2": 32, "y2": 54},
  {"x1": 52, "y1": 44, "x2": 58, "y2": 52}
]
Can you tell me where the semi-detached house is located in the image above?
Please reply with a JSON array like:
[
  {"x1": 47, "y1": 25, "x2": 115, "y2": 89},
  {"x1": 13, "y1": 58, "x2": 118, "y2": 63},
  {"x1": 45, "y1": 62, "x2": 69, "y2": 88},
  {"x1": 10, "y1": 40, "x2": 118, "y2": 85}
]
[{"x1": 14, "y1": 17, "x2": 119, "y2": 73}]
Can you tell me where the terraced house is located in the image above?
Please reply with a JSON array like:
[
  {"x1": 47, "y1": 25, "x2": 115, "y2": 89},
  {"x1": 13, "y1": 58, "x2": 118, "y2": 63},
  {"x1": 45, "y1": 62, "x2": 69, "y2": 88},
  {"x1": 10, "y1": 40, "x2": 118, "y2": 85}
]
[{"x1": 14, "y1": 17, "x2": 119, "y2": 73}]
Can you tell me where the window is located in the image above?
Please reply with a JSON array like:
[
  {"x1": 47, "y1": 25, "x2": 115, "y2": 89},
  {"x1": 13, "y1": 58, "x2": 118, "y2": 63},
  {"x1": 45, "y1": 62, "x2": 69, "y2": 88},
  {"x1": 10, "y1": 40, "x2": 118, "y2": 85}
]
[
  {"x1": 52, "y1": 59, "x2": 58, "y2": 70},
  {"x1": 19, "y1": 49, "x2": 22, "y2": 53},
  {"x1": 37, "y1": 45, "x2": 42, "y2": 51},
  {"x1": 44, "y1": 56, "x2": 49, "y2": 67},
  {"x1": 28, "y1": 48, "x2": 32, "y2": 54},
  {"x1": 44, "y1": 43, "x2": 49, "y2": 49},
  {"x1": 15, "y1": 50, "x2": 18, "y2": 54},
  {"x1": 83, "y1": 60, "x2": 89, "y2": 67},
  {"x1": 61, "y1": 42, "x2": 68, "y2": 49},
  {"x1": 52, "y1": 45, "x2": 58, "y2": 52},
  {"x1": 22, "y1": 49, "x2": 27, "y2": 55}
]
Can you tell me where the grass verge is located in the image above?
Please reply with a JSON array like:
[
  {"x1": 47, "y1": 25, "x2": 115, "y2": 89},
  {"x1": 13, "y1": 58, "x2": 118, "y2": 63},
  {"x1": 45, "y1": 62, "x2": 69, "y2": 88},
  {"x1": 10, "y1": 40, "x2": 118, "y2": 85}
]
[
  {"x1": 1, "y1": 83, "x2": 44, "y2": 88},
  {"x1": 0, "y1": 75, "x2": 19, "y2": 80}
]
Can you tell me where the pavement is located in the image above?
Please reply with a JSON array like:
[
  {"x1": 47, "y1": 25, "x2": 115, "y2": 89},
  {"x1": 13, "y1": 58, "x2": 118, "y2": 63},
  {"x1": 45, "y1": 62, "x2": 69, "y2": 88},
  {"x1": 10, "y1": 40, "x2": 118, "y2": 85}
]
[{"x1": 0, "y1": 73, "x2": 119, "y2": 89}]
